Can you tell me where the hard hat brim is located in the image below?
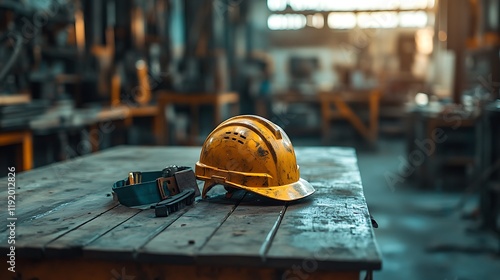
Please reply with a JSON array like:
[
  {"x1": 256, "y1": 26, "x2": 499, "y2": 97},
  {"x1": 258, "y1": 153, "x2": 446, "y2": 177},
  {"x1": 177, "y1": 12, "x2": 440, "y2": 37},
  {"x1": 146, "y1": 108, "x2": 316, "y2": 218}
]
[{"x1": 230, "y1": 178, "x2": 315, "y2": 201}]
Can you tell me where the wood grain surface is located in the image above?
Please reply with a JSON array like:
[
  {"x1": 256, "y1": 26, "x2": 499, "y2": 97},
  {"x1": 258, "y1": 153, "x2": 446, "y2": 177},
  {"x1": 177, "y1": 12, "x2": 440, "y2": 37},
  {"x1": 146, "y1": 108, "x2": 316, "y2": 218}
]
[{"x1": 0, "y1": 146, "x2": 381, "y2": 278}]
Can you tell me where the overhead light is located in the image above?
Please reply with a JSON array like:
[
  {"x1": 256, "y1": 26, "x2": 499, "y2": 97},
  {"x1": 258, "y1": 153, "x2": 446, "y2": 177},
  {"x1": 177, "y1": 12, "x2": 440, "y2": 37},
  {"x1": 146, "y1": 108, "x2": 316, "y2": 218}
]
[
  {"x1": 357, "y1": 12, "x2": 398, "y2": 28},
  {"x1": 399, "y1": 0, "x2": 429, "y2": 10},
  {"x1": 267, "y1": 0, "x2": 287, "y2": 11},
  {"x1": 267, "y1": 0, "x2": 435, "y2": 12},
  {"x1": 307, "y1": 13, "x2": 324, "y2": 29},
  {"x1": 327, "y1": 12, "x2": 357, "y2": 29},
  {"x1": 399, "y1": 11, "x2": 428, "y2": 28},
  {"x1": 268, "y1": 14, "x2": 307, "y2": 30},
  {"x1": 415, "y1": 92, "x2": 429, "y2": 106},
  {"x1": 416, "y1": 29, "x2": 434, "y2": 54}
]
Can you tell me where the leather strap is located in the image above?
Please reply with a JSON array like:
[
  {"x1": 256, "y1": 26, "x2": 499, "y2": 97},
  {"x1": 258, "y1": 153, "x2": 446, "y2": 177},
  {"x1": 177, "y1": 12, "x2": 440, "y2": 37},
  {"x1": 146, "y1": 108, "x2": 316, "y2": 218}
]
[
  {"x1": 154, "y1": 189, "x2": 196, "y2": 217},
  {"x1": 112, "y1": 167, "x2": 199, "y2": 207}
]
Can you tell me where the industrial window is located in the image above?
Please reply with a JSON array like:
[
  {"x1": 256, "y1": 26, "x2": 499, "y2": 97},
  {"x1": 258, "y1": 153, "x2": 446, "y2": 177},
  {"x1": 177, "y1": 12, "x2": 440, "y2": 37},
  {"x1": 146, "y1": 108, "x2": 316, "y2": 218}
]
[{"x1": 267, "y1": 0, "x2": 435, "y2": 30}]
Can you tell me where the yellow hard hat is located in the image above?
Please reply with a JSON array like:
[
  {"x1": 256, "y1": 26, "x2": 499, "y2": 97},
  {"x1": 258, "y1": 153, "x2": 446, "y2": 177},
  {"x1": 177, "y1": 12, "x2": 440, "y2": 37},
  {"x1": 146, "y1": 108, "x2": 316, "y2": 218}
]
[{"x1": 195, "y1": 115, "x2": 315, "y2": 201}]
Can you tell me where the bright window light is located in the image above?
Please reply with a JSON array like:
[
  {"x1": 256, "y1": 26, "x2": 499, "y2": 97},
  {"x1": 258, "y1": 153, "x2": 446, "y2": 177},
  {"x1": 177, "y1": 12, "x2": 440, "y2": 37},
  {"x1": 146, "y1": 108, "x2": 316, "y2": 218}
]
[
  {"x1": 399, "y1": 0, "x2": 429, "y2": 10},
  {"x1": 267, "y1": 0, "x2": 435, "y2": 11},
  {"x1": 415, "y1": 92, "x2": 429, "y2": 106},
  {"x1": 399, "y1": 11, "x2": 428, "y2": 28},
  {"x1": 307, "y1": 13, "x2": 324, "y2": 29},
  {"x1": 322, "y1": 2, "x2": 355, "y2": 11},
  {"x1": 357, "y1": 12, "x2": 398, "y2": 28},
  {"x1": 288, "y1": 0, "x2": 310, "y2": 11},
  {"x1": 327, "y1": 12, "x2": 357, "y2": 29},
  {"x1": 416, "y1": 28, "x2": 434, "y2": 54},
  {"x1": 288, "y1": 0, "x2": 336, "y2": 11},
  {"x1": 267, "y1": 0, "x2": 434, "y2": 29},
  {"x1": 267, "y1": 0, "x2": 287, "y2": 11},
  {"x1": 355, "y1": 0, "x2": 396, "y2": 11},
  {"x1": 267, "y1": 14, "x2": 307, "y2": 30}
]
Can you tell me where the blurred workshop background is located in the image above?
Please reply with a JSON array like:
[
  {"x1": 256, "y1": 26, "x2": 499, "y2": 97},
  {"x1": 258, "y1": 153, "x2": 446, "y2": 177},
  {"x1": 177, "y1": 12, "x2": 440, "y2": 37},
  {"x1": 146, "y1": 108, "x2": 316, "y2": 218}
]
[{"x1": 0, "y1": 0, "x2": 499, "y2": 279}]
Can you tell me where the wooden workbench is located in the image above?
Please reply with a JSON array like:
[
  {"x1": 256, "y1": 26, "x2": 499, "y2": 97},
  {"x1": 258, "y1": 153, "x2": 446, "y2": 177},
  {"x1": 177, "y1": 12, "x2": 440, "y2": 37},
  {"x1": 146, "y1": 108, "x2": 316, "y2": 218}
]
[
  {"x1": 0, "y1": 146, "x2": 381, "y2": 279},
  {"x1": 255, "y1": 89, "x2": 381, "y2": 143},
  {"x1": 157, "y1": 92, "x2": 240, "y2": 145}
]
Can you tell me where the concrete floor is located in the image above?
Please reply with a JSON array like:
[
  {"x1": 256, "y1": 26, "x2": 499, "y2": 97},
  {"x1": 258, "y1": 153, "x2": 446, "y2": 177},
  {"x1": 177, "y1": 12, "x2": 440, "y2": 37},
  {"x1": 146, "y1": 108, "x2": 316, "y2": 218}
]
[{"x1": 294, "y1": 137, "x2": 499, "y2": 280}]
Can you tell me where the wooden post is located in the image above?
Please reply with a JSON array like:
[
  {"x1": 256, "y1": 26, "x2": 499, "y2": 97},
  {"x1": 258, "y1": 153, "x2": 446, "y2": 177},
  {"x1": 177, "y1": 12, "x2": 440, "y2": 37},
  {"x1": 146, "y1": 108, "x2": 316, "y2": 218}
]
[{"x1": 0, "y1": 131, "x2": 33, "y2": 171}]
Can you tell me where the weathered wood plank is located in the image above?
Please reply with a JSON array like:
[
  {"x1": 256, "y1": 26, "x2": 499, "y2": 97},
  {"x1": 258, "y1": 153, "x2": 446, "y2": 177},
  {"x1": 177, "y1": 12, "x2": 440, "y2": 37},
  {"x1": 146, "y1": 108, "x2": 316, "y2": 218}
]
[
  {"x1": 137, "y1": 191, "x2": 247, "y2": 263},
  {"x1": 197, "y1": 194, "x2": 286, "y2": 267},
  {"x1": 266, "y1": 183, "x2": 380, "y2": 270},
  {"x1": 266, "y1": 148, "x2": 381, "y2": 270},
  {"x1": 1, "y1": 146, "x2": 201, "y2": 186},
  {"x1": 0, "y1": 146, "x2": 202, "y2": 220},
  {"x1": 0, "y1": 193, "x2": 118, "y2": 258},
  {"x1": 0, "y1": 163, "x2": 115, "y2": 224},
  {"x1": 0, "y1": 146, "x2": 204, "y2": 258},
  {"x1": 0, "y1": 146, "x2": 381, "y2": 273},
  {"x1": 0, "y1": 146, "x2": 201, "y2": 228},
  {"x1": 83, "y1": 180, "x2": 208, "y2": 261},
  {"x1": 83, "y1": 206, "x2": 190, "y2": 261},
  {"x1": 44, "y1": 205, "x2": 141, "y2": 257}
]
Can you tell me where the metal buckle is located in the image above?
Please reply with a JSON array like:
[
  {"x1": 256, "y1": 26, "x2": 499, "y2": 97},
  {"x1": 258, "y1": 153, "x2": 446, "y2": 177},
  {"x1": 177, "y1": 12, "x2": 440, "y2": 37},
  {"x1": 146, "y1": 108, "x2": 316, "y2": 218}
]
[
  {"x1": 156, "y1": 176, "x2": 180, "y2": 200},
  {"x1": 127, "y1": 171, "x2": 142, "y2": 185},
  {"x1": 156, "y1": 178, "x2": 169, "y2": 200}
]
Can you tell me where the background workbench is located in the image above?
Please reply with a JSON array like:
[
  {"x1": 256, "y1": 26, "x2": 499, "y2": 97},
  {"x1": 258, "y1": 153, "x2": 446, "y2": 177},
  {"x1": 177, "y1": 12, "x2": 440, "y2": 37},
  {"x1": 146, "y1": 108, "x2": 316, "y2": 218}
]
[{"x1": 0, "y1": 146, "x2": 381, "y2": 280}]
